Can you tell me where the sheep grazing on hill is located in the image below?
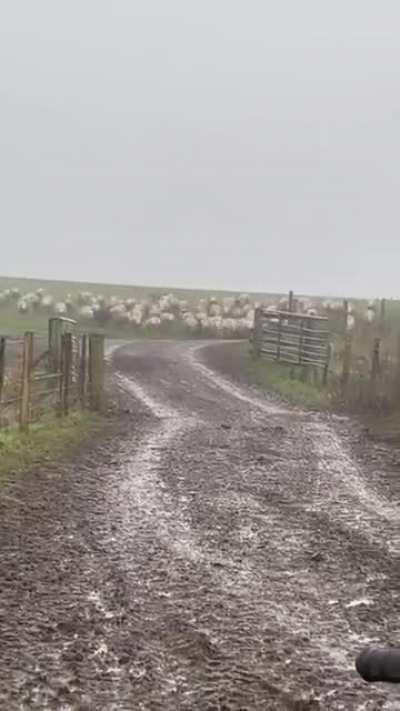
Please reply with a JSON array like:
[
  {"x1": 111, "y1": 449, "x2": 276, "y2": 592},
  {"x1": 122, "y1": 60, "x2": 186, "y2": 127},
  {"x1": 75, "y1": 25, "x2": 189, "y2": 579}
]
[{"x1": 6, "y1": 283, "x2": 380, "y2": 340}]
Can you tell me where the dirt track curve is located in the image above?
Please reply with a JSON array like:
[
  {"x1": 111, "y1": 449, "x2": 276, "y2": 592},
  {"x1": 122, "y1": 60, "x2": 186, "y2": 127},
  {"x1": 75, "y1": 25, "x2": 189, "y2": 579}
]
[{"x1": 1, "y1": 339, "x2": 400, "y2": 710}]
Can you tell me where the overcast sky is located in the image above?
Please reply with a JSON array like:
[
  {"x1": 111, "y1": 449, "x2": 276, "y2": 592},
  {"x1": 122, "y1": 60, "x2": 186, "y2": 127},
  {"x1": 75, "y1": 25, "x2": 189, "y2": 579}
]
[{"x1": 1, "y1": 2, "x2": 399, "y2": 297}]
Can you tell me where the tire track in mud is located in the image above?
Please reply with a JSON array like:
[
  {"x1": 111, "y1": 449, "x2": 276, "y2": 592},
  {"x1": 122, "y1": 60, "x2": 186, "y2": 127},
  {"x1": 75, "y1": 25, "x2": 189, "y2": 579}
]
[
  {"x1": 114, "y1": 372, "x2": 202, "y2": 563},
  {"x1": 192, "y1": 342, "x2": 400, "y2": 554},
  {"x1": 111, "y1": 341, "x2": 400, "y2": 709}
]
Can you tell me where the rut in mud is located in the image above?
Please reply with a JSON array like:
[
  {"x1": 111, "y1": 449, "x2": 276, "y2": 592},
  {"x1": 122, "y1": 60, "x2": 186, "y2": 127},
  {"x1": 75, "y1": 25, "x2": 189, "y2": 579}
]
[{"x1": 0, "y1": 339, "x2": 400, "y2": 710}]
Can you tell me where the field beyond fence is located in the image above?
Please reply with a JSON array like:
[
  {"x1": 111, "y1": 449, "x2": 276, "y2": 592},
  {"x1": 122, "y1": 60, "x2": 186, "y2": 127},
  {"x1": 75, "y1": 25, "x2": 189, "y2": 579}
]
[{"x1": 0, "y1": 318, "x2": 105, "y2": 431}]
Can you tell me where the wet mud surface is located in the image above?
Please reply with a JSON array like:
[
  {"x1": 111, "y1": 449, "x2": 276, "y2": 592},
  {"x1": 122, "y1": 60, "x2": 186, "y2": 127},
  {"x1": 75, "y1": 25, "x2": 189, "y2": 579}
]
[{"x1": 1, "y1": 339, "x2": 400, "y2": 709}]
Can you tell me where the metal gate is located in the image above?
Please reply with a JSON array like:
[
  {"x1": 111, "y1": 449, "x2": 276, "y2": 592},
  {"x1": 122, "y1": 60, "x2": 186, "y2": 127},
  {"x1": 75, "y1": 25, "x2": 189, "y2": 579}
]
[{"x1": 252, "y1": 308, "x2": 331, "y2": 375}]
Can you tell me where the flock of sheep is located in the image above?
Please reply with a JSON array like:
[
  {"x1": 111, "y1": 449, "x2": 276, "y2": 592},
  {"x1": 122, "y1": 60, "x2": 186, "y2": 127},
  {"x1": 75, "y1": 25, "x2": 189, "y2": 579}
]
[{"x1": 0, "y1": 286, "x2": 378, "y2": 337}]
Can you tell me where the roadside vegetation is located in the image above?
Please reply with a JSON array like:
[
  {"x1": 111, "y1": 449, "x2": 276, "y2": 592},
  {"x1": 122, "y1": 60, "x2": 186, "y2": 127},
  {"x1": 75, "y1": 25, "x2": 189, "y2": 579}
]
[
  {"x1": 0, "y1": 412, "x2": 103, "y2": 487},
  {"x1": 246, "y1": 348, "x2": 331, "y2": 409}
]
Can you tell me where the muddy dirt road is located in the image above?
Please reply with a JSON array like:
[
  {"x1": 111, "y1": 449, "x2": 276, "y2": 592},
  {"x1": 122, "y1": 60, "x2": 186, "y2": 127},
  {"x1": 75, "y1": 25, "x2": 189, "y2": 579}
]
[{"x1": 1, "y1": 340, "x2": 400, "y2": 710}]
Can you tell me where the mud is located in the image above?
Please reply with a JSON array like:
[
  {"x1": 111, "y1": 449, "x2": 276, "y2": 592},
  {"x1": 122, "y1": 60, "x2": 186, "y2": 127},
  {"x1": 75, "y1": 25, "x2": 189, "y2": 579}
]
[{"x1": 0, "y1": 339, "x2": 399, "y2": 709}]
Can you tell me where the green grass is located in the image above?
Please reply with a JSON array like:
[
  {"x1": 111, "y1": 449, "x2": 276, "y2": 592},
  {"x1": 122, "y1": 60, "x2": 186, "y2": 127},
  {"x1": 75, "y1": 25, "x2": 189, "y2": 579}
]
[
  {"x1": 245, "y1": 350, "x2": 331, "y2": 409},
  {"x1": 0, "y1": 411, "x2": 103, "y2": 485},
  {"x1": 0, "y1": 306, "x2": 49, "y2": 336}
]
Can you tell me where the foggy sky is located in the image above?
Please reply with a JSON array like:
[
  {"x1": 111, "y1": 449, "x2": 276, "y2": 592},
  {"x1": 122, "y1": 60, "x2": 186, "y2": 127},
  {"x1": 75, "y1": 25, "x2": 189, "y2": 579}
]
[{"x1": 1, "y1": 1, "x2": 399, "y2": 297}]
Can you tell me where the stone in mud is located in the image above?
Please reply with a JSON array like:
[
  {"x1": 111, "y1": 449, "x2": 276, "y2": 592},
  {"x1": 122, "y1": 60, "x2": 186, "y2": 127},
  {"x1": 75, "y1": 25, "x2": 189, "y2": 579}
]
[{"x1": 356, "y1": 647, "x2": 400, "y2": 683}]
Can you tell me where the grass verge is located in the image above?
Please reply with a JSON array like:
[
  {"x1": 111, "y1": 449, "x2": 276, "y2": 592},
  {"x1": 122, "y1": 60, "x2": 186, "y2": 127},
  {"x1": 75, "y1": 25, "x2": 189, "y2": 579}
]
[
  {"x1": 245, "y1": 350, "x2": 331, "y2": 409},
  {"x1": 0, "y1": 411, "x2": 104, "y2": 485}
]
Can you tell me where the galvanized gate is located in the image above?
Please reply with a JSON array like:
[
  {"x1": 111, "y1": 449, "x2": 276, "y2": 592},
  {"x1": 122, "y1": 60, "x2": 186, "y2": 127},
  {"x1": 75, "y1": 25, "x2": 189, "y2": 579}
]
[{"x1": 252, "y1": 308, "x2": 331, "y2": 377}]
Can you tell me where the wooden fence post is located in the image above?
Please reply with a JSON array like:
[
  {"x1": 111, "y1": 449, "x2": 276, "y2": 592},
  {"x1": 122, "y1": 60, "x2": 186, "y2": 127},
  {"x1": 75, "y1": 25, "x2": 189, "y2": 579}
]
[
  {"x1": 380, "y1": 299, "x2": 386, "y2": 337},
  {"x1": 322, "y1": 342, "x2": 331, "y2": 387},
  {"x1": 79, "y1": 334, "x2": 87, "y2": 407},
  {"x1": 0, "y1": 337, "x2": 5, "y2": 405},
  {"x1": 252, "y1": 308, "x2": 262, "y2": 357},
  {"x1": 394, "y1": 332, "x2": 400, "y2": 402},
  {"x1": 276, "y1": 315, "x2": 282, "y2": 362},
  {"x1": 369, "y1": 337, "x2": 381, "y2": 406},
  {"x1": 288, "y1": 290, "x2": 294, "y2": 313},
  {"x1": 20, "y1": 332, "x2": 34, "y2": 431},
  {"x1": 60, "y1": 333, "x2": 73, "y2": 415},
  {"x1": 48, "y1": 317, "x2": 62, "y2": 372},
  {"x1": 89, "y1": 334, "x2": 105, "y2": 411},
  {"x1": 343, "y1": 299, "x2": 349, "y2": 332},
  {"x1": 341, "y1": 331, "x2": 352, "y2": 399}
]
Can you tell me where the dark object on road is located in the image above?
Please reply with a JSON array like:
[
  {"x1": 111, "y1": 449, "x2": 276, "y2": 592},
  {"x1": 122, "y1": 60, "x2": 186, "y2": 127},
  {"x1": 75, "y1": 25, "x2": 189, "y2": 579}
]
[{"x1": 356, "y1": 647, "x2": 400, "y2": 683}]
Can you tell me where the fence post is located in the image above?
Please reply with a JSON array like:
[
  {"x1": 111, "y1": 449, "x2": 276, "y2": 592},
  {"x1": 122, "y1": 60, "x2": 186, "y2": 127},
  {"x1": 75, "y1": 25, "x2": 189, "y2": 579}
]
[
  {"x1": 20, "y1": 332, "x2": 34, "y2": 431},
  {"x1": 0, "y1": 337, "x2": 5, "y2": 405},
  {"x1": 369, "y1": 337, "x2": 381, "y2": 406},
  {"x1": 322, "y1": 342, "x2": 331, "y2": 387},
  {"x1": 79, "y1": 334, "x2": 87, "y2": 408},
  {"x1": 343, "y1": 299, "x2": 349, "y2": 331},
  {"x1": 276, "y1": 314, "x2": 283, "y2": 362},
  {"x1": 341, "y1": 331, "x2": 352, "y2": 399},
  {"x1": 60, "y1": 333, "x2": 73, "y2": 415},
  {"x1": 288, "y1": 290, "x2": 294, "y2": 313},
  {"x1": 394, "y1": 332, "x2": 400, "y2": 402},
  {"x1": 89, "y1": 334, "x2": 105, "y2": 411},
  {"x1": 380, "y1": 299, "x2": 386, "y2": 337},
  {"x1": 48, "y1": 317, "x2": 62, "y2": 372},
  {"x1": 252, "y1": 308, "x2": 262, "y2": 357}
]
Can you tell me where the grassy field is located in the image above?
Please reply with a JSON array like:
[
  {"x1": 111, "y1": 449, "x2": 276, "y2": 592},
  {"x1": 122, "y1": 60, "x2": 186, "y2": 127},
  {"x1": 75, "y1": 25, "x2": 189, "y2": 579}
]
[
  {"x1": 0, "y1": 275, "x2": 280, "y2": 304},
  {"x1": 0, "y1": 275, "x2": 285, "y2": 337}
]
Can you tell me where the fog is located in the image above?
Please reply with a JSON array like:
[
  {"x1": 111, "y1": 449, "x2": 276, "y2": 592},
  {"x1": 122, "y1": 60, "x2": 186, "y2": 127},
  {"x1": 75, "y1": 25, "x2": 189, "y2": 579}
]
[{"x1": 1, "y1": 1, "x2": 399, "y2": 297}]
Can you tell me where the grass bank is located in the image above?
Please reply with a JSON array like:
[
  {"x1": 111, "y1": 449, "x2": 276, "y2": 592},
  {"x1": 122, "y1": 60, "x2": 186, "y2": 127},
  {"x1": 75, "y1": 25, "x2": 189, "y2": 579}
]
[
  {"x1": 0, "y1": 411, "x2": 103, "y2": 485},
  {"x1": 202, "y1": 341, "x2": 332, "y2": 410},
  {"x1": 242, "y1": 345, "x2": 331, "y2": 409}
]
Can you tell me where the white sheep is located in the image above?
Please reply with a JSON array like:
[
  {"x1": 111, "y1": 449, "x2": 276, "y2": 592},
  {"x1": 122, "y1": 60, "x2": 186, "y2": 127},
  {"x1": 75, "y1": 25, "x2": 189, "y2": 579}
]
[
  {"x1": 183, "y1": 313, "x2": 199, "y2": 331},
  {"x1": 109, "y1": 304, "x2": 129, "y2": 323},
  {"x1": 159, "y1": 294, "x2": 174, "y2": 312},
  {"x1": 17, "y1": 299, "x2": 29, "y2": 314},
  {"x1": 209, "y1": 303, "x2": 222, "y2": 317},
  {"x1": 238, "y1": 293, "x2": 250, "y2": 307},
  {"x1": 54, "y1": 302, "x2": 67, "y2": 316},
  {"x1": 41, "y1": 295, "x2": 54, "y2": 312},
  {"x1": 128, "y1": 306, "x2": 144, "y2": 326},
  {"x1": 149, "y1": 303, "x2": 161, "y2": 317},
  {"x1": 79, "y1": 305, "x2": 94, "y2": 320}
]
